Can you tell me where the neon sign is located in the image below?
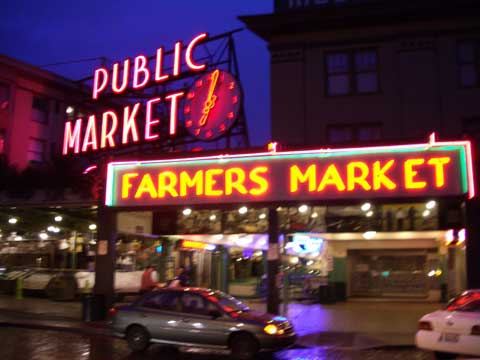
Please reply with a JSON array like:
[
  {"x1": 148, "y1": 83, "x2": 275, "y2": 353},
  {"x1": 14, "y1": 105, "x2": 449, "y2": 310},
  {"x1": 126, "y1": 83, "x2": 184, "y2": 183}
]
[
  {"x1": 105, "y1": 138, "x2": 474, "y2": 207},
  {"x1": 62, "y1": 33, "x2": 243, "y2": 155},
  {"x1": 181, "y1": 240, "x2": 216, "y2": 251},
  {"x1": 285, "y1": 235, "x2": 325, "y2": 255}
]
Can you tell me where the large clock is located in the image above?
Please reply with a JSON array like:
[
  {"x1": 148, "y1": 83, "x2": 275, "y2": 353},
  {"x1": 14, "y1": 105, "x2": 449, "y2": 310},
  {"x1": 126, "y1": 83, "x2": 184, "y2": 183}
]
[{"x1": 184, "y1": 69, "x2": 242, "y2": 141}]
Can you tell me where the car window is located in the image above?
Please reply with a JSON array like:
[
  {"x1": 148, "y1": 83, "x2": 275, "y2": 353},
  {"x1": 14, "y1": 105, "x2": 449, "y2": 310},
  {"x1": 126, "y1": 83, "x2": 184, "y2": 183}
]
[
  {"x1": 458, "y1": 299, "x2": 480, "y2": 312},
  {"x1": 447, "y1": 292, "x2": 480, "y2": 311},
  {"x1": 140, "y1": 291, "x2": 181, "y2": 312},
  {"x1": 181, "y1": 293, "x2": 209, "y2": 315}
]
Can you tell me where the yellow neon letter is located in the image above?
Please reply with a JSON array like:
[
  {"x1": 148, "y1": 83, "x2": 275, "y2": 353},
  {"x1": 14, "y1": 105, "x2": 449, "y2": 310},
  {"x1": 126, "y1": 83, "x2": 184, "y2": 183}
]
[
  {"x1": 404, "y1": 158, "x2": 426, "y2": 189},
  {"x1": 205, "y1": 169, "x2": 224, "y2": 196},
  {"x1": 179, "y1": 170, "x2": 203, "y2": 196},
  {"x1": 347, "y1": 161, "x2": 371, "y2": 191},
  {"x1": 134, "y1": 174, "x2": 157, "y2": 198},
  {"x1": 225, "y1": 168, "x2": 248, "y2": 195},
  {"x1": 290, "y1": 165, "x2": 317, "y2": 193},
  {"x1": 373, "y1": 160, "x2": 397, "y2": 190},
  {"x1": 249, "y1": 166, "x2": 269, "y2": 196},
  {"x1": 158, "y1": 171, "x2": 179, "y2": 198},
  {"x1": 121, "y1": 173, "x2": 139, "y2": 198},
  {"x1": 317, "y1": 164, "x2": 346, "y2": 192},
  {"x1": 427, "y1": 157, "x2": 451, "y2": 188}
]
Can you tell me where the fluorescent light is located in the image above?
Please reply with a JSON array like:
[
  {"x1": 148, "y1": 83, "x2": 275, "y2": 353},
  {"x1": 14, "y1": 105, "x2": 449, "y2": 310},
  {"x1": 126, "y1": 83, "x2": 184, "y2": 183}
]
[
  {"x1": 366, "y1": 211, "x2": 373, "y2": 217},
  {"x1": 8, "y1": 218, "x2": 17, "y2": 224},
  {"x1": 362, "y1": 231, "x2": 377, "y2": 239},
  {"x1": 239, "y1": 206, "x2": 248, "y2": 215},
  {"x1": 209, "y1": 214, "x2": 216, "y2": 221},
  {"x1": 311, "y1": 212, "x2": 318, "y2": 218},
  {"x1": 361, "y1": 203, "x2": 371, "y2": 212},
  {"x1": 298, "y1": 204, "x2": 308, "y2": 213},
  {"x1": 54, "y1": 216, "x2": 63, "y2": 222},
  {"x1": 88, "y1": 224, "x2": 97, "y2": 231},
  {"x1": 422, "y1": 210, "x2": 430, "y2": 217},
  {"x1": 182, "y1": 208, "x2": 192, "y2": 216},
  {"x1": 259, "y1": 213, "x2": 266, "y2": 220},
  {"x1": 426, "y1": 200, "x2": 436, "y2": 210}
]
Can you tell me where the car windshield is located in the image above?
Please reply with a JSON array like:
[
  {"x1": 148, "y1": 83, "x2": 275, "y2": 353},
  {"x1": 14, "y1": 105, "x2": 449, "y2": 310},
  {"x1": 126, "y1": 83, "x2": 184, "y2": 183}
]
[
  {"x1": 206, "y1": 291, "x2": 250, "y2": 313},
  {"x1": 446, "y1": 291, "x2": 480, "y2": 311}
]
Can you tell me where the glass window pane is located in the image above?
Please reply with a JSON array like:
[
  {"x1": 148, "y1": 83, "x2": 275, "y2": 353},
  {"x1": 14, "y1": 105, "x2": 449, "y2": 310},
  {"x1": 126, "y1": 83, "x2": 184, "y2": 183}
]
[
  {"x1": 458, "y1": 42, "x2": 475, "y2": 63},
  {"x1": 328, "y1": 126, "x2": 353, "y2": 143},
  {"x1": 460, "y1": 65, "x2": 477, "y2": 87},
  {"x1": 327, "y1": 53, "x2": 349, "y2": 73},
  {"x1": 356, "y1": 73, "x2": 378, "y2": 93},
  {"x1": 357, "y1": 126, "x2": 381, "y2": 141},
  {"x1": 355, "y1": 51, "x2": 377, "y2": 72},
  {"x1": 328, "y1": 74, "x2": 350, "y2": 95}
]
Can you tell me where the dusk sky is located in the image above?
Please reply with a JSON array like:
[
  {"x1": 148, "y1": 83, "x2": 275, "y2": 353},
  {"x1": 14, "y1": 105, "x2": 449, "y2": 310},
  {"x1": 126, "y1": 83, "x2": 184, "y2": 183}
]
[{"x1": 0, "y1": 0, "x2": 272, "y2": 146}]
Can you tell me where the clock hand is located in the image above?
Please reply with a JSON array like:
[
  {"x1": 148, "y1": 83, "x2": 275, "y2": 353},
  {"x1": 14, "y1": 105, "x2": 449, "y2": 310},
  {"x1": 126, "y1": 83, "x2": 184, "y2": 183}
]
[{"x1": 199, "y1": 69, "x2": 220, "y2": 126}]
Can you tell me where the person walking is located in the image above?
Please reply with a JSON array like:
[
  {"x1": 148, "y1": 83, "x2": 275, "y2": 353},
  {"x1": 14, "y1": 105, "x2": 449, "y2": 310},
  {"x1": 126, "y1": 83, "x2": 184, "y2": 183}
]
[{"x1": 140, "y1": 265, "x2": 158, "y2": 293}]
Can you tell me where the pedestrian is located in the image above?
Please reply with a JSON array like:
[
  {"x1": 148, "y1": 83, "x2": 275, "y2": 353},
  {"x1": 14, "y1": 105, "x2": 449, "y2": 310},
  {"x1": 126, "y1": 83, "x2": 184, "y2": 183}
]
[
  {"x1": 140, "y1": 265, "x2": 158, "y2": 293},
  {"x1": 168, "y1": 266, "x2": 189, "y2": 288}
]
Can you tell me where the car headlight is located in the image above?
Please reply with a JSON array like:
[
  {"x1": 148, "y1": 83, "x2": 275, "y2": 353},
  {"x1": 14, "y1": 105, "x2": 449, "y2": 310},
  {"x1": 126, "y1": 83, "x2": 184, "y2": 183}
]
[{"x1": 264, "y1": 324, "x2": 279, "y2": 335}]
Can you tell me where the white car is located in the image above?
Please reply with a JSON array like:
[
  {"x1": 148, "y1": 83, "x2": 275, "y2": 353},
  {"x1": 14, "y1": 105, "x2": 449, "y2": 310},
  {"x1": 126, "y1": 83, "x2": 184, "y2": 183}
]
[{"x1": 416, "y1": 289, "x2": 480, "y2": 359}]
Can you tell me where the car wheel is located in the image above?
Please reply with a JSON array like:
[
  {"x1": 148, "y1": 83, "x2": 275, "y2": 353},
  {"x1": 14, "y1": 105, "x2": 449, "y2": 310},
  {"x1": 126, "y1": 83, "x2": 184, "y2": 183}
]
[
  {"x1": 434, "y1": 351, "x2": 457, "y2": 359},
  {"x1": 230, "y1": 333, "x2": 259, "y2": 360},
  {"x1": 126, "y1": 325, "x2": 150, "y2": 352}
]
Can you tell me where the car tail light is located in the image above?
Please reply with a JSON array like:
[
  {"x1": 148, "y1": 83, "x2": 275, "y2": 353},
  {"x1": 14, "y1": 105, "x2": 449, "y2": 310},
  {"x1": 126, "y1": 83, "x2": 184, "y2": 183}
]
[
  {"x1": 108, "y1": 307, "x2": 118, "y2": 320},
  {"x1": 418, "y1": 321, "x2": 433, "y2": 331},
  {"x1": 471, "y1": 325, "x2": 480, "y2": 336}
]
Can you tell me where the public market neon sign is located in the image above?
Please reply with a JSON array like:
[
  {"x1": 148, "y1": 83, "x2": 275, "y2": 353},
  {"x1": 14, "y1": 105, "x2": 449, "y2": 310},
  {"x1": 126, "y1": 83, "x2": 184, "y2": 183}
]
[
  {"x1": 62, "y1": 33, "x2": 210, "y2": 155},
  {"x1": 105, "y1": 138, "x2": 475, "y2": 207}
]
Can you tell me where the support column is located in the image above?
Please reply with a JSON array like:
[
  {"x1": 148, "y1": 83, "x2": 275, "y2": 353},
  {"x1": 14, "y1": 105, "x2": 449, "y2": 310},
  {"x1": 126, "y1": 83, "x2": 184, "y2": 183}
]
[
  {"x1": 466, "y1": 201, "x2": 480, "y2": 289},
  {"x1": 94, "y1": 204, "x2": 117, "y2": 317},
  {"x1": 267, "y1": 208, "x2": 280, "y2": 315}
]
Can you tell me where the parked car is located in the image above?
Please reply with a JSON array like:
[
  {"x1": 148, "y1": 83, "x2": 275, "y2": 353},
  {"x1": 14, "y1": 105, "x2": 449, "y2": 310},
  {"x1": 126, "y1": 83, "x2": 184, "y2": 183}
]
[
  {"x1": 110, "y1": 287, "x2": 296, "y2": 359},
  {"x1": 415, "y1": 289, "x2": 480, "y2": 359}
]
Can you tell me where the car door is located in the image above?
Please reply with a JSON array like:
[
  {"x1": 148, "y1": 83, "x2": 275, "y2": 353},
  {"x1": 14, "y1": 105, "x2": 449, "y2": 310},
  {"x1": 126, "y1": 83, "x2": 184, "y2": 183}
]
[
  {"x1": 177, "y1": 292, "x2": 232, "y2": 346},
  {"x1": 136, "y1": 290, "x2": 183, "y2": 342}
]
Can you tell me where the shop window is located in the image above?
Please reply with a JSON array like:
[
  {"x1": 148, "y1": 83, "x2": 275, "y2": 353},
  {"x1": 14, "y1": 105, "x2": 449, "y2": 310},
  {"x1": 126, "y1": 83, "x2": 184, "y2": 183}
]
[
  {"x1": 27, "y1": 138, "x2": 45, "y2": 163},
  {"x1": 458, "y1": 40, "x2": 479, "y2": 88},
  {"x1": 32, "y1": 95, "x2": 49, "y2": 124},
  {"x1": 141, "y1": 291, "x2": 181, "y2": 311},
  {"x1": 327, "y1": 123, "x2": 382, "y2": 144},
  {"x1": 325, "y1": 49, "x2": 379, "y2": 96}
]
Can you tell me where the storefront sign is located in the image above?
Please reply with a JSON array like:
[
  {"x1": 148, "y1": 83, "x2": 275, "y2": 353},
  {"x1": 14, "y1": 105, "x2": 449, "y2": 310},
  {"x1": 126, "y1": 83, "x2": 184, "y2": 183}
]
[
  {"x1": 286, "y1": 234, "x2": 325, "y2": 254},
  {"x1": 181, "y1": 240, "x2": 216, "y2": 251},
  {"x1": 62, "y1": 33, "x2": 242, "y2": 155},
  {"x1": 105, "y1": 139, "x2": 474, "y2": 207}
]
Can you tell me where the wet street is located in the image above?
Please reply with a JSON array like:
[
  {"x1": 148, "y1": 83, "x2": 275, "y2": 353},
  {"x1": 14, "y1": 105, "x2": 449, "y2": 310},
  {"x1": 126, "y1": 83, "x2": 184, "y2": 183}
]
[{"x1": 0, "y1": 327, "x2": 434, "y2": 360}]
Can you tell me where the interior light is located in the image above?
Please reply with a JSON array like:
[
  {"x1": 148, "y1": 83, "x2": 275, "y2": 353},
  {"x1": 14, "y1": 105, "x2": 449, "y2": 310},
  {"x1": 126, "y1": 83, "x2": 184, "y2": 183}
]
[
  {"x1": 426, "y1": 200, "x2": 436, "y2": 210},
  {"x1": 458, "y1": 228, "x2": 466, "y2": 245},
  {"x1": 209, "y1": 214, "x2": 216, "y2": 221},
  {"x1": 14, "y1": 235, "x2": 23, "y2": 241},
  {"x1": 88, "y1": 224, "x2": 97, "y2": 231},
  {"x1": 366, "y1": 211, "x2": 373, "y2": 217},
  {"x1": 362, "y1": 231, "x2": 377, "y2": 240},
  {"x1": 428, "y1": 270, "x2": 436, "y2": 277},
  {"x1": 259, "y1": 213, "x2": 267, "y2": 220},
  {"x1": 39, "y1": 232, "x2": 48, "y2": 240},
  {"x1": 298, "y1": 204, "x2": 308, "y2": 213},
  {"x1": 54, "y1": 216, "x2": 63, "y2": 222},
  {"x1": 307, "y1": 260, "x2": 314, "y2": 266},
  {"x1": 311, "y1": 212, "x2": 318, "y2": 218},
  {"x1": 66, "y1": 106, "x2": 74, "y2": 114},
  {"x1": 239, "y1": 206, "x2": 248, "y2": 215},
  {"x1": 8, "y1": 218, "x2": 18, "y2": 224},
  {"x1": 422, "y1": 210, "x2": 430, "y2": 217},
  {"x1": 361, "y1": 203, "x2": 371, "y2": 212},
  {"x1": 290, "y1": 256, "x2": 299, "y2": 265},
  {"x1": 182, "y1": 208, "x2": 192, "y2": 216}
]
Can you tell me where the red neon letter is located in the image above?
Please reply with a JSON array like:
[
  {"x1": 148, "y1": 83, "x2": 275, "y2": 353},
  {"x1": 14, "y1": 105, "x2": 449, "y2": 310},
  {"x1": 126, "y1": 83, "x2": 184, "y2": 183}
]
[
  {"x1": 92, "y1": 68, "x2": 108, "y2": 100},
  {"x1": 249, "y1": 166, "x2": 269, "y2": 196},
  {"x1": 166, "y1": 91, "x2": 184, "y2": 136},
  {"x1": 158, "y1": 171, "x2": 179, "y2": 198},
  {"x1": 82, "y1": 115, "x2": 98, "y2": 152},
  {"x1": 290, "y1": 165, "x2": 316, "y2": 193},
  {"x1": 134, "y1": 174, "x2": 157, "y2": 199},
  {"x1": 405, "y1": 158, "x2": 427, "y2": 189},
  {"x1": 101, "y1": 110, "x2": 118, "y2": 149},
  {"x1": 427, "y1": 157, "x2": 451, "y2": 188},
  {"x1": 133, "y1": 55, "x2": 150, "y2": 89},
  {"x1": 180, "y1": 170, "x2": 204, "y2": 196},
  {"x1": 122, "y1": 103, "x2": 140, "y2": 144},
  {"x1": 173, "y1": 41, "x2": 182, "y2": 76},
  {"x1": 185, "y1": 33, "x2": 207, "y2": 72},
  {"x1": 145, "y1": 97, "x2": 161, "y2": 141},
  {"x1": 112, "y1": 59, "x2": 130, "y2": 94},
  {"x1": 373, "y1": 160, "x2": 397, "y2": 190},
  {"x1": 205, "y1": 169, "x2": 224, "y2": 196},
  {"x1": 62, "y1": 118, "x2": 83, "y2": 155},
  {"x1": 347, "y1": 161, "x2": 371, "y2": 191},
  {"x1": 317, "y1": 164, "x2": 346, "y2": 192},
  {"x1": 225, "y1": 168, "x2": 248, "y2": 195},
  {"x1": 121, "y1": 173, "x2": 139, "y2": 198},
  {"x1": 155, "y1": 47, "x2": 169, "y2": 82}
]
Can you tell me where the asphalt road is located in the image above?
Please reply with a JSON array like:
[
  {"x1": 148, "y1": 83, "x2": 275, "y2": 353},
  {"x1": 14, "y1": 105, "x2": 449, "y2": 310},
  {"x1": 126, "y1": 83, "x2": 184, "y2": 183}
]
[{"x1": 0, "y1": 327, "x2": 435, "y2": 360}]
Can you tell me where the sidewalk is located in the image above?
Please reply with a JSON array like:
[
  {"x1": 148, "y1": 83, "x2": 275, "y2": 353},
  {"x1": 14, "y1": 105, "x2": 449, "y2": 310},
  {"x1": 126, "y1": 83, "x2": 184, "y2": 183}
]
[{"x1": 0, "y1": 295, "x2": 440, "y2": 349}]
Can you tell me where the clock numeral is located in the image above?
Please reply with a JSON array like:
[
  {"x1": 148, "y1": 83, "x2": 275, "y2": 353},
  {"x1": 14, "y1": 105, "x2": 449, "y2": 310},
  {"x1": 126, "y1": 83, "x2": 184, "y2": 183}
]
[
  {"x1": 220, "y1": 123, "x2": 226, "y2": 131},
  {"x1": 185, "y1": 120, "x2": 193, "y2": 128},
  {"x1": 184, "y1": 106, "x2": 191, "y2": 115},
  {"x1": 229, "y1": 82, "x2": 235, "y2": 90},
  {"x1": 195, "y1": 79, "x2": 203, "y2": 88},
  {"x1": 220, "y1": 73, "x2": 225, "y2": 82},
  {"x1": 205, "y1": 130, "x2": 213, "y2": 138},
  {"x1": 232, "y1": 96, "x2": 238, "y2": 104},
  {"x1": 227, "y1": 112, "x2": 235, "y2": 120},
  {"x1": 187, "y1": 91, "x2": 195, "y2": 100},
  {"x1": 194, "y1": 128, "x2": 201, "y2": 136}
]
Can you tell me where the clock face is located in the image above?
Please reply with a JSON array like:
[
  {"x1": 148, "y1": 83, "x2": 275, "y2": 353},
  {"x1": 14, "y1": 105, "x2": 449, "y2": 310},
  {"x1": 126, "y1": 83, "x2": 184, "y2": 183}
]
[{"x1": 184, "y1": 69, "x2": 242, "y2": 141}]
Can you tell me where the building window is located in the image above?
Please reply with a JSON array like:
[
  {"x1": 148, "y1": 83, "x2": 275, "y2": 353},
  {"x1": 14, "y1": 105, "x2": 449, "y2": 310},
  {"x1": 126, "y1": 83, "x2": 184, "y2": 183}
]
[
  {"x1": 27, "y1": 138, "x2": 45, "y2": 163},
  {"x1": 32, "y1": 96, "x2": 49, "y2": 124},
  {"x1": 326, "y1": 49, "x2": 379, "y2": 96},
  {"x1": 327, "y1": 123, "x2": 382, "y2": 144},
  {"x1": 458, "y1": 40, "x2": 479, "y2": 88}
]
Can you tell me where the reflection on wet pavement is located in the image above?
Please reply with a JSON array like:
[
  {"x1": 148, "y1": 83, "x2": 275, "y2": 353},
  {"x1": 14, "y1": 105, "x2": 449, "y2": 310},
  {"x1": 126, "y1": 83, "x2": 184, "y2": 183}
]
[{"x1": 0, "y1": 328, "x2": 434, "y2": 360}]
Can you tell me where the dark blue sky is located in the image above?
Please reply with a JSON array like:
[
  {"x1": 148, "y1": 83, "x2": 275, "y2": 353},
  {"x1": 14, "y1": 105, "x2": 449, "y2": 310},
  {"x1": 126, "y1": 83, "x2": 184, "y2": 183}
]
[{"x1": 0, "y1": 0, "x2": 272, "y2": 146}]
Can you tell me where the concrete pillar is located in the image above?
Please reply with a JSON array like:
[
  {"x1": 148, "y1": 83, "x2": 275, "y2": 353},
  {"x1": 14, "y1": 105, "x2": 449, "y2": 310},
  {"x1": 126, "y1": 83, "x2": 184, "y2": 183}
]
[{"x1": 267, "y1": 208, "x2": 280, "y2": 315}]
